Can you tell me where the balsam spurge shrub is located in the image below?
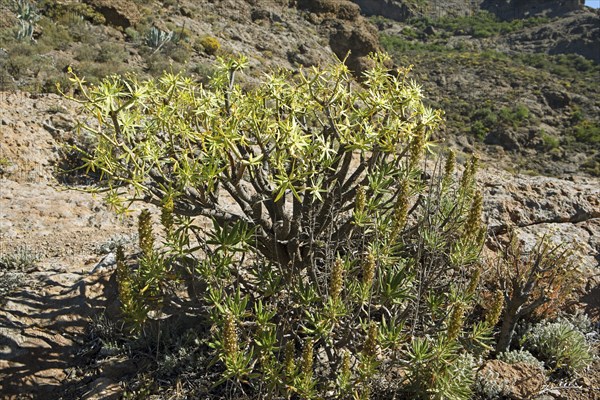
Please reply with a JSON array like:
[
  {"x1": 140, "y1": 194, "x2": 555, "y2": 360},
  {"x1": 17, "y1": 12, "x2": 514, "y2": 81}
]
[{"x1": 66, "y1": 54, "x2": 495, "y2": 399}]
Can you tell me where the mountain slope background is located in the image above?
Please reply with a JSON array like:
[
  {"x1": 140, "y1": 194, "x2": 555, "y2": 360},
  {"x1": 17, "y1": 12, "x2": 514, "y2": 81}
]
[{"x1": 0, "y1": 0, "x2": 598, "y2": 177}]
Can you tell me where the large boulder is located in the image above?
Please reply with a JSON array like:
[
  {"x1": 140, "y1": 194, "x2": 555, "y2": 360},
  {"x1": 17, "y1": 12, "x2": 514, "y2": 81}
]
[
  {"x1": 298, "y1": 0, "x2": 381, "y2": 76},
  {"x1": 83, "y1": 0, "x2": 142, "y2": 29}
]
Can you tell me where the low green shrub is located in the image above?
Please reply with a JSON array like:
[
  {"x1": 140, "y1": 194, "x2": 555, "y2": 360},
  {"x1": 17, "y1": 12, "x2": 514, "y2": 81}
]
[
  {"x1": 580, "y1": 154, "x2": 600, "y2": 176},
  {"x1": 497, "y1": 349, "x2": 544, "y2": 370},
  {"x1": 540, "y1": 131, "x2": 560, "y2": 150},
  {"x1": 498, "y1": 104, "x2": 529, "y2": 128},
  {"x1": 144, "y1": 52, "x2": 183, "y2": 76},
  {"x1": 37, "y1": 17, "x2": 74, "y2": 51},
  {"x1": 572, "y1": 119, "x2": 600, "y2": 145},
  {"x1": 164, "y1": 41, "x2": 192, "y2": 63},
  {"x1": 569, "y1": 105, "x2": 585, "y2": 124},
  {"x1": 96, "y1": 42, "x2": 128, "y2": 64},
  {"x1": 196, "y1": 35, "x2": 220, "y2": 55},
  {"x1": 0, "y1": 246, "x2": 40, "y2": 270},
  {"x1": 471, "y1": 120, "x2": 488, "y2": 140},
  {"x1": 39, "y1": 0, "x2": 105, "y2": 25},
  {"x1": 518, "y1": 53, "x2": 600, "y2": 78},
  {"x1": 124, "y1": 27, "x2": 140, "y2": 42},
  {"x1": 0, "y1": 246, "x2": 41, "y2": 301},
  {"x1": 408, "y1": 12, "x2": 549, "y2": 39},
  {"x1": 380, "y1": 33, "x2": 448, "y2": 56},
  {"x1": 75, "y1": 60, "x2": 129, "y2": 85},
  {"x1": 470, "y1": 107, "x2": 498, "y2": 140},
  {"x1": 189, "y1": 61, "x2": 216, "y2": 83},
  {"x1": 74, "y1": 44, "x2": 98, "y2": 62},
  {"x1": 368, "y1": 15, "x2": 394, "y2": 31},
  {"x1": 521, "y1": 320, "x2": 593, "y2": 375}
]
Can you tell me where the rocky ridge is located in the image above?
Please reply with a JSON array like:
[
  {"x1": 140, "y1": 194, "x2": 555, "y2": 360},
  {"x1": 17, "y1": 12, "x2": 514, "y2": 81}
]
[
  {"x1": 374, "y1": 5, "x2": 599, "y2": 177},
  {"x1": 350, "y1": 0, "x2": 585, "y2": 21}
]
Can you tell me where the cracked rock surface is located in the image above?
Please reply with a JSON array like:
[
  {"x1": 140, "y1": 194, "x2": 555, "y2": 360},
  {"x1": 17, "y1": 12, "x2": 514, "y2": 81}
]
[{"x1": 481, "y1": 167, "x2": 600, "y2": 272}]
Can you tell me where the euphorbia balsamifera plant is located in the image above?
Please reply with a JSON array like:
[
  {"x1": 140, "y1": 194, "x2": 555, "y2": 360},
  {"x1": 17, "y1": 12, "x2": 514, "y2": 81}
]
[
  {"x1": 65, "y1": 53, "x2": 489, "y2": 399},
  {"x1": 66, "y1": 53, "x2": 443, "y2": 275}
]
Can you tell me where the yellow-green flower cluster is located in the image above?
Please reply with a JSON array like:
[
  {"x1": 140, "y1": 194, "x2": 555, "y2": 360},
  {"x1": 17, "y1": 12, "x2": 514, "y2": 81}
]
[
  {"x1": 138, "y1": 209, "x2": 154, "y2": 257},
  {"x1": 223, "y1": 311, "x2": 239, "y2": 359},
  {"x1": 330, "y1": 258, "x2": 344, "y2": 303},
  {"x1": 362, "y1": 250, "x2": 376, "y2": 289},
  {"x1": 447, "y1": 302, "x2": 465, "y2": 342},
  {"x1": 486, "y1": 290, "x2": 504, "y2": 327},
  {"x1": 301, "y1": 339, "x2": 313, "y2": 380},
  {"x1": 161, "y1": 197, "x2": 174, "y2": 236}
]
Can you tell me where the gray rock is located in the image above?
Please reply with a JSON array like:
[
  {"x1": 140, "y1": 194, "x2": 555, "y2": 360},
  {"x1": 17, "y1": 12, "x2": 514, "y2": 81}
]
[
  {"x1": 92, "y1": 252, "x2": 117, "y2": 272},
  {"x1": 482, "y1": 168, "x2": 600, "y2": 271},
  {"x1": 542, "y1": 87, "x2": 571, "y2": 109}
]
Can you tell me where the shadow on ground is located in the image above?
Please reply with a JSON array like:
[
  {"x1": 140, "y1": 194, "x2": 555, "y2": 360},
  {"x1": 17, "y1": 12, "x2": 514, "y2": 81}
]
[{"x1": 0, "y1": 269, "x2": 118, "y2": 399}]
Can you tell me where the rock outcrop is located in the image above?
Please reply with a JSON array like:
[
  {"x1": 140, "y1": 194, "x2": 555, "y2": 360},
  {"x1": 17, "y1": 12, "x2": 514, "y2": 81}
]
[
  {"x1": 350, "y1": 0, "x2": 414, "y2": 21},
  {"x1": 502, "y1": 10, "x2": 600, "y2": 62},
  {"x1": 298, "y1": 0, "x2": 381, "y2": 75},
  {"x1": 481, "y1": 167, "x2": 600, "y2": 272},
  {"x1": 350, "y1": 0, "x2": 585, "y2": 21},
  {"x1": 480, "y1": 0, "x2": 583, "y2": 20},
  {"x1": 83, "y1": 0, "x2": 142, "y2": 29},
  {"x1": 0, "y1": 92, "x2": 141, "y2": 399}
]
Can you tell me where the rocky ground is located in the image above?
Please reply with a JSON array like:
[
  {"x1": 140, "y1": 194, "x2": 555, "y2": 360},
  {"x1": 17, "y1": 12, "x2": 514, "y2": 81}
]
[{"x1": 0, "y1": 91, "x2": 144, "y2": 399}]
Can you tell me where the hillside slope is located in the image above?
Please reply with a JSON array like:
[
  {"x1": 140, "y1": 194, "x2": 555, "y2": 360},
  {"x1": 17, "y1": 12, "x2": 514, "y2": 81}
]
[
  {"x1": 367, "y1": 4, "x2": 599, "y2": 177},
  {"x1": 1, "y1": 0, "x2": 597, "y2": 177}
]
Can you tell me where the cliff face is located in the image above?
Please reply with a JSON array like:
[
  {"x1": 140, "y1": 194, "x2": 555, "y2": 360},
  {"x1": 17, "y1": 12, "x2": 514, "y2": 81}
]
[
  {"x1": 350, "y1": 0, "x2": 414, "y2": 20},
  {"x1": 503, "y1": 11, "x2": 600, "y2": 62},
  {"x1": 350, "y1": 0, "x2": 585, "y2": 21},
  {"x1": 480, "y1": 0, "x2": 583, "y2": 20}
]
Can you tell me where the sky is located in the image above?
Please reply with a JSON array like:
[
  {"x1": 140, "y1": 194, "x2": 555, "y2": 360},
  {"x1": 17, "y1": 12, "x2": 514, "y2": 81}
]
[{"x1": 584, "y1": 0, "x2": 599, "y2": 8}]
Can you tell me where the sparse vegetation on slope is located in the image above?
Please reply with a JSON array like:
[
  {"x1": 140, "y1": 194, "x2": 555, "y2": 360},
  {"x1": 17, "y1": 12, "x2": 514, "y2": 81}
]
[{"x1": 379, "y1": 12, "x2": 600, "y2": 177}]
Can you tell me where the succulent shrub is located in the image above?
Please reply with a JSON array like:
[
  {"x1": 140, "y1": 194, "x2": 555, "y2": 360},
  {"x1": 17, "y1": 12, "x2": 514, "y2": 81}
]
[
  {"x1": 145, "y1": 26, "x2": 173, "y2": 54},
  {"x1": 490, "y1": 231, "x2": 584, "y2": 353},
  {"x1": 497, "y1": 349, "x2": 544, "y2": 371},
  {"x1": 11, "y1": 0, "x2": 40, "y2": 41},
  {"x1": 66, "y1": 54, "x2": 491, "y2": 398},
  {"x1": 521, "y1": 319, "x2": 593, "y2": 375}
]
